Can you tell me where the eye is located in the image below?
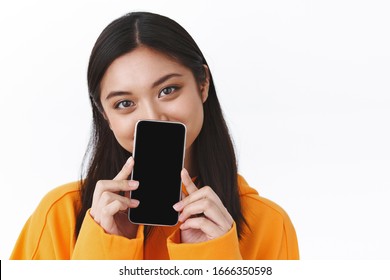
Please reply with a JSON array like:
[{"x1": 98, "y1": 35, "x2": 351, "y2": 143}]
[
  {"x1": 159, "y1": 86, "x2": 178, "y2": 98},
  {"x1": 115, "y1": 100, "x2": 134, "y2": 109}
]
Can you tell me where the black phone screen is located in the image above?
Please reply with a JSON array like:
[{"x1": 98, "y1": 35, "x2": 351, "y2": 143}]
[{"x1": 128, "y1": 120, "x2": 186, "y2": 226}]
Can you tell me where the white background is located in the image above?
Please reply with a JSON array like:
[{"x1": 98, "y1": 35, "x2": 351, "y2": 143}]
[{"x1": 0, "y1": 0, "x2": 389, "y2": 260}]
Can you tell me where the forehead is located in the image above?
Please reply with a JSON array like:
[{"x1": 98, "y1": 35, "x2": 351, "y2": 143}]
[{"x1": 100, "y1": 47, "x2": 192, "y2": 89}]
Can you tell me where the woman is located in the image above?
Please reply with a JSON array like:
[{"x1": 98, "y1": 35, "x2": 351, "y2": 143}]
[{"x1": 11, "y1": 12, "x2": 299, "y2": 259}]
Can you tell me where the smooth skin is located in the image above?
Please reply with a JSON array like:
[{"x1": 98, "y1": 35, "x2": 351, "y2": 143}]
[
  {"x1": 90, "y1": 157, "x2": 140, "y2": 239},
  {"x1": 89, "y1": 46, "x2": 233, "y2": 243},
  {"x1": 174, "y1": 169, "x2": 234, "y2": 243}
]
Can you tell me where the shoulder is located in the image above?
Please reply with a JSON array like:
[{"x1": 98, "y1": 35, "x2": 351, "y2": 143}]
[
  {"x1": 12, "y1": 182, "x2": 82, "y2": 259},
  {"x1": 43, "y1": 181, "x2": 81, "y2": 202},
  {"x1": 236, "y1": 174, "x2": 299, "y2": 259},
  {"x1": 237, "y1": 174, "x2": 292, "y2": 224},
  {"x1": 20, "y1": 181, "x2": 81, "y2": 242},
  {"x1": 32, "y1": 181, "x2": 81, "y2": 219}
]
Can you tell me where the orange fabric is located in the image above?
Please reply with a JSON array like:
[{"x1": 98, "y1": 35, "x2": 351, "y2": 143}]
[{"x1": 10, "y1": 175, "x2": 299, "y2": 260}]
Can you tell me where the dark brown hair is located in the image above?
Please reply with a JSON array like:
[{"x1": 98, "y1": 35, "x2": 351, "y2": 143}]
[{"x1": 76, "y1": 12, "x2": 247, "y2": 239}]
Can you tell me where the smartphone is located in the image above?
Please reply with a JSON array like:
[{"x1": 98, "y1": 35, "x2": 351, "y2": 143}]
[{"x1": 128, "y1": 120, "x2": 186, "y2": 226}]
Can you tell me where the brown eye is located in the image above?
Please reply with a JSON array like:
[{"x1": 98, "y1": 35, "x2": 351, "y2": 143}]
[
  {"x1": 115, "y1": 100, "x2": 134, "y2": 109},
  {"x1": 159, "y1": 86, "x2": 178, "y2": 97}
]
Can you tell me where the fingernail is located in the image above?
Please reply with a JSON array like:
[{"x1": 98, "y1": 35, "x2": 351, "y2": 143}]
[
  {"x1": 126, "y1": 156, "x2": 133, "y2": 164},
  {"x1": 131, "y1": 199, "x2": 140, "y2": 207},
  {"x1": 184, "y1": 169, "x2": 191, "y2": 178},
  {"x1": 128, "y1": 180, "x2": 139, "y2": 188},
  {"x1": 173, "y1": 202, "x2": 182, "y2": 211}
]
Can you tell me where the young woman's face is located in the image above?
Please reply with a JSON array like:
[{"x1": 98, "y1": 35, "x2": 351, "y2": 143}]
[{"x1": 100, "y1": 47, "x2": 209, "y2": 162}]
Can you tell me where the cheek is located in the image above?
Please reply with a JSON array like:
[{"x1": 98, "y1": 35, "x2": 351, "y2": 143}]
[
  {"x1": 185, "y1": 109, "x2": 204, "y2": 149},
  {"x1": 108, "y1": 115, "x2": 137, "y2": 153},
  {"x1": 168, "y1": 98, "x2": 204, "y2": 149}
]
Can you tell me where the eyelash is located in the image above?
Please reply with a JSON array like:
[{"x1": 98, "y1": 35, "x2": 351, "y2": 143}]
[
  {"x1": 159, "y1": 86, "x2": 180, "y2": 97},
  {"x1": 115, "y1": 100, "x2": 134, "y2": 109},
  {"x1": 113, "y1": 86, "x2": 180, "y2": 110}
]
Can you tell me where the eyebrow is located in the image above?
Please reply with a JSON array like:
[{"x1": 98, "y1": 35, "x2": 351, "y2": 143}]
[
  {"x1": 152, "y1": 73, "x2": 182, "y2": 88},
  {"x1": 105, "y1": 91, "x2": 130, "y2": 101},
  {"x1": 105, "y1": 73, "x2": 183, "y2": 101}
]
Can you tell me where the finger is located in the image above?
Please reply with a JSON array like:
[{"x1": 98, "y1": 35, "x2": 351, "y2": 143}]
[
  {"x1": 176, "y1": 186, "x2": 234, "y2": 225},
  {"x1": 172, "y1": 191, "x2": 186, "y2": 211},
  {"x1": 93, "y1": 179, "x2": 139, "y2": 200},
  {"x1": 99, "y1": 200, "x2": 129, "y2": 231},
  {"x1": 128, "y1": 199, "x2": 140, "y2": 208},
  {"x1": 172, "y1": 169, "x2": 198, "y2": 211},
  {"x1": 178, "y1": 198, "x2": 232, "y2": 229},
  {"x1": 113, "y1": 156, "x2": 134, "y2": 180},
  {"x1": 181, "y1": 168, "x2": 198, "y2": 194},
  {"x1": 174, "y1": 185, "x2": 218, "y2": 211},
  {"x1": 99, "y1": 191, "x2": 139, "y2": 208},
  {"x1": 92, "y1": 189, "x2": 139, "y2": 214},
  {"x1": 108, "y1": 198, "x2": 139, "y2": 220},
  {"x1": 180, "y1": 216, "x2": 229, "y2": 240}
]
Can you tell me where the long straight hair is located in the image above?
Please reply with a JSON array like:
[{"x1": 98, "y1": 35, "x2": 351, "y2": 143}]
[{"x1": 76, "y1": 12, "x2": 247, "y2": 238}]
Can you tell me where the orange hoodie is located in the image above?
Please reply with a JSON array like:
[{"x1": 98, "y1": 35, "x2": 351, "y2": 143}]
[{"x1": 10, "y1": 175, "x2": 299, "y2": 259}]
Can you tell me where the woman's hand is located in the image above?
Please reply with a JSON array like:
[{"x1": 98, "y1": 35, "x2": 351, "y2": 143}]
[
  {"x1": 90, "y1": 157, "x2": 140, "y2": 238},
  {"x1": 173, "y1": 168, "x2": 234, "y2": 243}
]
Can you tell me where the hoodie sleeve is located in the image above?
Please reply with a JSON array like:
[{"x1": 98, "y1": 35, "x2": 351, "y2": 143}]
[
  {"x1": 10, "y1": 184, "x2": 79, "y2": 259},
  {"x1": 10, "y1": 182, "x2": 146, "y2": 260},
  {"x1": 236, "y1": 175, "x2": 299, "y2": 260},
  {"x1": 238, "y1": 192, "x2": 300, "y2": 260},
  {"x1": 71, "y1": 210, "x2": 144, "y2": 260},
  {"x1": 166, "y1": 222, "x2": 242, "y2": 260}
]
